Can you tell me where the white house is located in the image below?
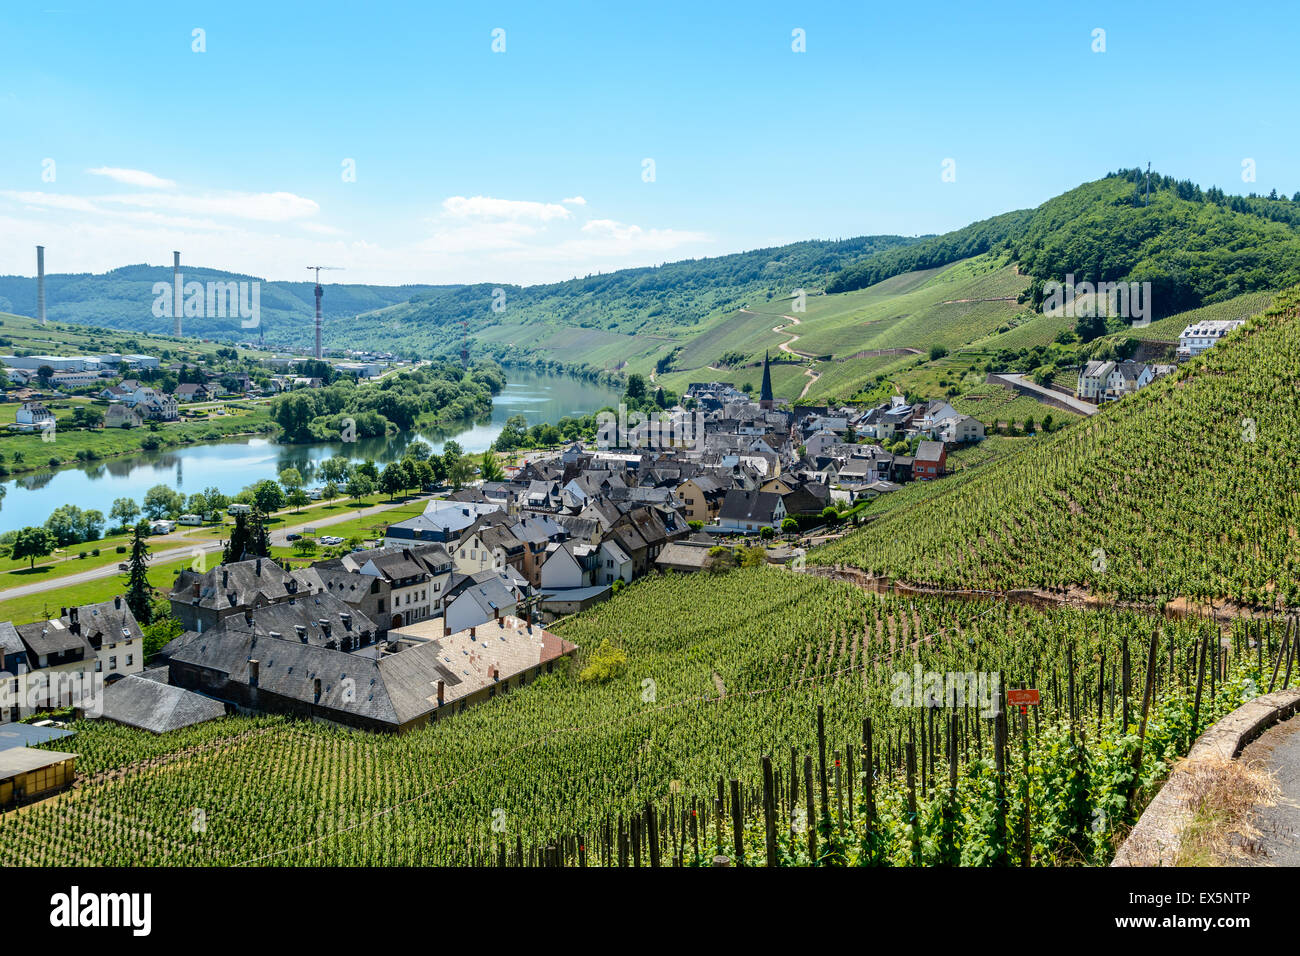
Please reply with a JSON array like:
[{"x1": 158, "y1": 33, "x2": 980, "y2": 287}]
[
  {"x1": 14, "y1": 402, "x2": 55, "y2": 431},
  {"x1": 1177, "y1": 319, "x2": 1245, "y2": 359},
  {"x1": 937, "y1": 414, "x2": 985, "y2": 444}
]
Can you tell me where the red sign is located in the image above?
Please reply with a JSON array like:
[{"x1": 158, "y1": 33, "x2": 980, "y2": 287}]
[{"x1": 1007, "y1": 689, "x2": 1040, "y2": 706}]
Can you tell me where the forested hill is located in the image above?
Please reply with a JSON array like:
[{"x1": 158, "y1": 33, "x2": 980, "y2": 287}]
[
  {"x1": 828, "y1": 170, "x2": 1300, "y2": 318},
  {"x1": 0, "y1": 264, "x2": 451, "y2": 344},
  {"x1": 350, "y1": 234, "x2": 919, "y2": 352}
]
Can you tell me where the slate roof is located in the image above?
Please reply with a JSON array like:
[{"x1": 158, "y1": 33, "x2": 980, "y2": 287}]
[
  {"x1": 0, "y1": 621, "x2": 24, "y2": 657},
  {"x1": 170, "y1": 558, "x2": 304, "y2": 612},
  {"x1": 16, "y1": 619, "x2": 92, "y2": 657},
  {"x1": 718, "y1": 489, "x2": 783, "y2": 523},
  {"x1": 98, "y1": 675, "x2": 227, "y2": 733},
  {"x1": 60, "y1": 598, "x2": 143, "y2": 651}
]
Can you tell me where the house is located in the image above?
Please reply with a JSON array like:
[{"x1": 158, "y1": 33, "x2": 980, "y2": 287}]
[
  {"x1": 1077, "y1": 361, "x2": 1114, "y2": 402},
  {"x1": 717, "y1": 490, "x2": 786, "y2": 532},
  {"x1": 1177, "y1": 319, "x2": 1245, "y2": 359},
  {"x1": 384, "y1": 500, "x2": 502, "y2": 546},
  {"x1": 169, "y1": 557, "x2": 309, "y2": 634},
  {"x1": 14, "y1": 402, "x2": 54, "y2": 430},
  {"x1": 913, "y1": 441, "x2": 947, "y2": 480},
  {"x1": 175, "y1": 383, "x2": 209, "y2": 402},
  {"x1": 104, "y1": 403, "x2": 144, "y2": 428},
  {"x1": 937, "y1": 414, "x2": 985, "y2": 444},
  {"x1": 442, "y1": 570, "x2": 522, "y2": 633},
  {"x1": 165, "y1": 612, "x2": 572, "y2": 732},
  {"x1": 676, "y1": 475, "x2": 728, "y2": 524},
  {"x1": 49, "y1": 370, "x2": 103, "y2": 390},
  {"x1": 1102, "y1": 361, "x2": 1154, "y2": 401},
  {"x1": 296, "y1": 543, "x2": 453, "y2": 635},
  {"x1": 59, "y1": 598, "x2": 146, "y2": 683}
]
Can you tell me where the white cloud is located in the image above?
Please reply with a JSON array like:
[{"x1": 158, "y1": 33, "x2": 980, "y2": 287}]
[
  {"x1": 561, "y1": 196, "x2": 587, "y2": 206},
  {"x1": 441, "y1": 195, "x2": 572, "y2": 222},
  {"x1": 86, "y1": 167, "x2": 177, "y2": 189},
  {"x1": 99, "y1": 190, "x2": 319, "y2": 222}
]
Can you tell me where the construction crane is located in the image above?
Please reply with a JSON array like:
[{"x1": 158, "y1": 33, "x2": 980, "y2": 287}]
[{"x1": 306, "y1": 266, "x2": 343, "y2": 359}]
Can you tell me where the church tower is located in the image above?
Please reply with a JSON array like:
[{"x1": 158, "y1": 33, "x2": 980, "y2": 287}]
[{"x1": 759, "y1": 350, "x2": 774, "y2": 409}]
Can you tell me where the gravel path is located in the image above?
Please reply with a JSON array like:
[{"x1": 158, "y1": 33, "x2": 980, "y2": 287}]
[{"x1": 1240, "y1": 714, "x2": 1300, "y2": 866}]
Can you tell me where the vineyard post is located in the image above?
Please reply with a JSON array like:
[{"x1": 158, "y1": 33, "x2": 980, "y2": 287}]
[
  {"x1": 1066, "y1": 643, "x2": 1076, "y2": 738},
  {"x1": 1192, "y1": 634, "x2": 1207, "y2": 737},
  {"x1": 817, "y1": 704, "x2": 830, "y2": 822},
  {"x1": 691, "y1": 798, "x2": 700, "y2": 863},
  {"x1": 761, "y1": 755, "x2": 778, "y2": 868},
  {"x1": 1019, "y1": 707, "x2": 1031, "y2": 868},
  {"x1": 789, "y1": 745, "x2": 798, "y2": 841},
  {"x1": 862, "y1": 717, "x2": 876, "y2": 822},
  {"x1": 803, "y1": 755, "x2": 816, "y2": 864},
  {"x1": 646, "y1": 802, "x2": 660, "y2": 868},
  {"x1": 994, "y1": 706, "x2": 1008, "y2": 865},
  {"x1": 579, "y1": 834, "x2": 587, "y2": 868},
  {"x1": 1121, "y1": 631, "x2": 1131, "y2": 731},
  {"x1": 905, "y1": 740, "x2": 920, "y2": 866},
  {"x1": 631, "y1": 814, "x2": 641, "y2": 868},
  {"x1": 729, "y1": 778, "x2": 744, "y2": 867},
  {"x1": 834, "y1": 757, "x2": 844, "y2": 837},
  {"x1": 1128, "y1": 633, "x2": 1160, "y2": 818},
  {"x1": 713, "y1": 794, "x2": 724, "y2": 857},
  {"x1": 845, "y1": 743, "x2": 855, "y2": 814},
  {"x1": 1097, "y1": 650, "x2": 1105, "y2": 736},
  {"x1": 1267, "y1": 618, "x2": 1288, "y2": 692}
]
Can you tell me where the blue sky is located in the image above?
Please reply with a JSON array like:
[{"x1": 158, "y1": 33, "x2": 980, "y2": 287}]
[{"x1": 1, "y1": 0, "x2": 1297, "y2": 285}]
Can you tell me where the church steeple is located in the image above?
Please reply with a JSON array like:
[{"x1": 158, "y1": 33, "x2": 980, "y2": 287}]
[{"x1": 759, "y1": 350, "x2": 774, "y2": 409}]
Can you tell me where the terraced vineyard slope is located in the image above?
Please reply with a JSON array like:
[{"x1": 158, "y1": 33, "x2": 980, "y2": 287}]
[{"x1": 813, "y1": 286, "x2": 1300, "y2": 609}]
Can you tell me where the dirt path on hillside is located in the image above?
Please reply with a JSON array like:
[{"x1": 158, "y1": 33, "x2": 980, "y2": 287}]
[{"x1": 798, "y1": 564, "x2": 1281, "y2": 629}]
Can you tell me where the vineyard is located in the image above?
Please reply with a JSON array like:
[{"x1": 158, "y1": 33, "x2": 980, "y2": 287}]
[
  {"x1": 2, "y1": 568, "x2": 1291, "y2": 866},
  {"x1": 814, "y1": 286, "x2": 1300, "y2": 609}
]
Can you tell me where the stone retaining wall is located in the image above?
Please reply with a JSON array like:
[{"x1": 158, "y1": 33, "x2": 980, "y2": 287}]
[{"x1": 1111, "y1": 689, "x2": 1300, "y2": 866}]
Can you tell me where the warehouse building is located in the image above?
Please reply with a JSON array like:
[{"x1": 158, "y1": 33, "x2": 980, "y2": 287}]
[{"x1": 0, "y1": 747, "x2": 77, "y2": 807}]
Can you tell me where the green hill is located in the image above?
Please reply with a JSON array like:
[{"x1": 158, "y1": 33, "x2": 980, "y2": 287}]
[{"x1": 811, "y1": 285, "x2": 1300, "y2": 609}]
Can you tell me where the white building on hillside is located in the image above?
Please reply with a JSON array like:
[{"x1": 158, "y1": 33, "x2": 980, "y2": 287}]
[{"x1": 1177, "y1": 319, "x2": 1245, "y2": 359}]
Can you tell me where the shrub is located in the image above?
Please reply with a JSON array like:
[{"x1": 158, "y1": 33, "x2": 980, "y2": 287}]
[{"x1": 578, "y1": 640, "x2": 628, "y2": 683}]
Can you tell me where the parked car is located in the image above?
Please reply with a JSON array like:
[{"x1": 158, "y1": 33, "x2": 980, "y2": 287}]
[
  {"x1": 286, "y1": 532, "x2": 302, "y2": 541},
  {"x1": 320, "y1": 535, "x2": 344, "y2": 545}
]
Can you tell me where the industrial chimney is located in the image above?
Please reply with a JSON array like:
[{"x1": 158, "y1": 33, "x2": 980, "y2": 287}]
[
  {"x1": 172, "y1": 251, "x2": 182, "y2": 336},
  {"x1": 36, "y1": 246, "x2": 46, "y2": 325}
]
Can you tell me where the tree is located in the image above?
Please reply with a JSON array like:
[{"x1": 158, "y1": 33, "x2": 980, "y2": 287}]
[
  {"x1": 249, "y1": 479, "x2": 286, "y2": 514},
  {"x1": 403, "y1": 439, "x2": 433, "y2": 461},
  {"x1": 202, "y1": 487, "x2": 230, "y2": 518},
  {"x1": 286, "y1": 487, "x2": 310, "y2": 512},
  {"x1": 278, "y1": 467, "x2": 304, "y2": 495},
  {"x1": 186, "y1": 492, "x2": 209, "y2": 518},
  {"x1": 625, "y1": 373, "x2": 647, "y2": 401},
  {"x1": 224, "y1": 508, "x2": 271, "y2": 563},
  {"x1": 929, "y1": 344, "x2": 949, "y2": 361},
  {"x1": 319, "y1": 456, "x2": 351, "y2": 484},
  {"x1": 479, "y1": 451, "x2": 505, "y2": 483},
  {"x1": 72, "y1": 405, "x2": 104, "y2": 429},
  {"x1": 11, "y1": 526, "x2": 56, "y2": 569},
  {"x1": 578, "y1": 640, "x2": 628, "y2": 682},
  {"x1": 345, "y1": 473, "x2": 374, "y2": 503},
  {"x1": 782, "y1": 517, "x2": 799, "y2": 534},
  {"x1": 110, "y1": 497, "x2": 140, "y2": 530},
  {"x1": 379, "y1": 462, "x2": 408, "y2": 500},
  {"x1": 759, "y1": 525, "x2": 776, "y2": 540},
  {"x1": 123, "y1": 521, "x2": 153, "y2": 624},
  {"x1": 143, "y1": 485, "x2": 184, "y2": 520}
]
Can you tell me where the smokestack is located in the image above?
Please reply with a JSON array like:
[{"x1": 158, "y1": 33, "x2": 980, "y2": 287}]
[
  {"x1": 172, "y1": 251, "x2": 182, "y2": 336},
  {"x1": 248, "y1": 659, "x2": 260, "y2": 687},
  {"x1": 436, "y1": 679, "x2": 444, "y2": 705},
  {"x1": 36, "y1": 246, "x2": 46, "y2": 325}
]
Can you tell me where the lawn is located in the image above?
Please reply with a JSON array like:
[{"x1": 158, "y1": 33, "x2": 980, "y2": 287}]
[{"x1": 0, "y1": 551, "x2": 193, "y2": 625}]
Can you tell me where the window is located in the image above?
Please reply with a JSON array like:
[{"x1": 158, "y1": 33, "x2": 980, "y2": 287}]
[
  {"x1": 126, "y1": 654, "x2": 134, "y2": 666},
  {"x1": 108, "y1": 656, "x2": 116, "y2": 669}
]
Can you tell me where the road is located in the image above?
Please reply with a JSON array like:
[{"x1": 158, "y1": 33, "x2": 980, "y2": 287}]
[
  {"x1": 1242, "y1": 714, "x2": 1300, "y2": 866},
  {"x1": 0, "y1": 495, "x2": 432, "y2": 601},
  {"x1": 993, "y1": 373, "x2": 1099, "y2": 417}
]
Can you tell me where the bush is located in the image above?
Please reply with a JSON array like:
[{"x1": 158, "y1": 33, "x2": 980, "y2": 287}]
[
  {"x1": 115, "y1": 545, "x2": 126, "y2": 554},
  {"x1": 782, "y1": 517, "x2": 799, "y2": 534},
  {"x1": 578, "y1": 640, "x2": 628, "y2": 683},
  {"x1": 91, "y1": 548, "x2": 101, "y2": 556}
]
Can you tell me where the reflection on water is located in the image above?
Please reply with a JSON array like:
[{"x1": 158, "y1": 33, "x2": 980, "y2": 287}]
[{"x1": 0, "y1": 368, "x2": 621, "y2": 534}]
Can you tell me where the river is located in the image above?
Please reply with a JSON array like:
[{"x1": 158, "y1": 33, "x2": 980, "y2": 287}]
[{"x1": 0, "y1": 368, "x2": 622, "y2": 535}]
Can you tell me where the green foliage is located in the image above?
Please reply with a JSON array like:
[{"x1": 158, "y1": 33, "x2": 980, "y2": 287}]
[
  {"x1": 10, "y1": 526, "x2": 56, "y2": 568},
  {"x1": 578, "y1": 640, "x2": 628, "y2": 683}
]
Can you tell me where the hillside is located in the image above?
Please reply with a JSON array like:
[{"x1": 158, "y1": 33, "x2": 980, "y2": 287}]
[
  {"x1": 0, "y1": 264, "x2": 448, "y2": 347},
  {"x1": 811, "y1": 285, "x2": 1300, "y2": 610}
]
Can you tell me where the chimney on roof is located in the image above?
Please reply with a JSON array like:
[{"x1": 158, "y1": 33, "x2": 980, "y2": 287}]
[
  {"x1": 114, "y1": 595, "x2": 121, "y2": 610},
  {"x1": 244, "y1": 609, "x2": 253, "y2": 626},
  {"x1": 222, "y1": 568, "x2": 229, "y2": 588},
  {"x1": 470, "y1": 626, "x2": 476, "y2": 638},
  {"x1": 320, "y1": 620, "x2": 331, "y2": 639},
  {"x1": 255, "y1": 558, "x2": 262, "y2": 576},
  {"x1": 193, "y1": 582, "x2": 200, "y2": 598},
  {"x1": 443, "y1": 617, "x2": 449, "y2": 637},
  {"x1": 248, "y1": 659, "x2": 260, "y2": 687},
  {"x1": 295, "y1": 624, "x2": 306, "y2": 642},
  {"x1": 491, "y1": 664, "x2": 499, "y2": 681},
  {"x1": 436, "y1": 679, "x2": 444, "y2": 705},
  {"x1": 341, "y1": 612, "x2": 352, "y2": 631},
  {"x1": 61, "y1": 606, "x2": 67, "y2": 618}
]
